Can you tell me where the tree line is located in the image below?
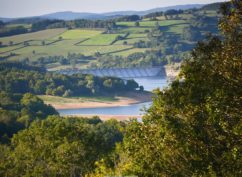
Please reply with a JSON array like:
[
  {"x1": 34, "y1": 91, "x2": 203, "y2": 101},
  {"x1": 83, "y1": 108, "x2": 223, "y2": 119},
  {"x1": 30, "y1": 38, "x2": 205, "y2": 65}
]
[
  {"x1": 0, "y1": 62, "x2": 140, "y2": 97},
  {"x1": 0, "y1": 25, "x2": 28, "y2": 38},
  {"x1": 0, "y1": 91, "x2": 58, "y2": 143},
  {"x1": 0, "y1": 19, "x2": 117, "y2": 38}
]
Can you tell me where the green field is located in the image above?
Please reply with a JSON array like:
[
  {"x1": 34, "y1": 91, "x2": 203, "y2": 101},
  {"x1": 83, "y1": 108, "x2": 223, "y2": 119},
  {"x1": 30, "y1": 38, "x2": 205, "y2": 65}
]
[
  {"x1": 117, "y1": 27, "x2": 152, "y2": 34},
  {"x1": 38, "y1": 95, "x2": 118, "y2": 104},
  {"x1": 114, "y1": 48, "x2": 148, "y2": 56},
  {"x1": 114, "y1": 37, "x2": 148, "y2": 45},
  {"x1": 168, "y1": 24, "x2": 189, "y2": 34},
  {"x1": 117, "y1": 20, "x2": 186, "y2": 27},
  {"x1": 5, "y1": 41, "x2": 133, "y2": 61},
  {"x1": 81, "y1": 33, "x2": 122, "y2": 45},
  {"x1": 0, "y1": 28, "x2": 66, "y2": 45},
  {"x1": 117, "y1": 33, "x2": 148, "y2": 45},
  {"x1": 0, "y1": 44, "x2": 24, "y2": 54},
  {"x1": 56, "y1": 29, "x2": 103, "y2": 39},
  {"x1": 0, "y1": 11, "x2": 218, "y2": 70}
]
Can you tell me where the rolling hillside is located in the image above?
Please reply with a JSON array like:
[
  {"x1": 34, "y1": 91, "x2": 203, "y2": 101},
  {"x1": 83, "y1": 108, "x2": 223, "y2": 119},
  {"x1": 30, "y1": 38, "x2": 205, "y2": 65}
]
[{"x1": 0, "y1": 4, "x2": 221, "y2": 71}]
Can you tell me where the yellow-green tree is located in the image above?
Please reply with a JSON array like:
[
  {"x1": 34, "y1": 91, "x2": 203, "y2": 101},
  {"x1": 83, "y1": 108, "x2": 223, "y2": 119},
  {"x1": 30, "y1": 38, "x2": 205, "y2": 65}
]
[
  {"x1": 0, "y1": 117, "x2": 124, "y2": 177},
  {"x1": 118, "y1": 1, "x2": 242, "y2": 176}
]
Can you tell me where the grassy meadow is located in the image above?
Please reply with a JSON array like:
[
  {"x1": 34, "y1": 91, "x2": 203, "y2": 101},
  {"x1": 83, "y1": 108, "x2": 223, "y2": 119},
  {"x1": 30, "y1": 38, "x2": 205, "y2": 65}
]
[
  {"x1": 38, "y1": 95, "x2": 118, "y2": 104},
  {"x1": 55, "y1": 29, "x2": 103, "y2": 39},
  {"x1": 0, "y1": 28, "x2": 66, "y2": 45},
  {"x1": 0, "y1": 11, "x2": 218, "y2": 69}
]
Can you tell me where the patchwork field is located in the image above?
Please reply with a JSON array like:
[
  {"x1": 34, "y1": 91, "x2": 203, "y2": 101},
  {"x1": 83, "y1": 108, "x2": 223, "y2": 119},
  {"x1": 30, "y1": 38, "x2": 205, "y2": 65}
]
[
  {"x1": 81, "y1": 34, "x2": 122, "y2": 45},
  {"x1": 0, "y1": 12, "x2": 217, "y2": 69},
  {"x1": 55, "y1": 29, "x2": 103, "y2": 39},
  {"x1": 0, "y1": 24, "x2": 153, "y2": 62},
  {"x1": 114, "y1": 48, "x2": 148, "y2": 57},
  {"x1": 0, "y1": 28, "x2": 66, "y2": 45},
  {"x1": 117, "y1": 20, "x2": 186, "y2": 27},
  {"x1": 4, "y1": 42, "x2": 134, "y2": 62}
]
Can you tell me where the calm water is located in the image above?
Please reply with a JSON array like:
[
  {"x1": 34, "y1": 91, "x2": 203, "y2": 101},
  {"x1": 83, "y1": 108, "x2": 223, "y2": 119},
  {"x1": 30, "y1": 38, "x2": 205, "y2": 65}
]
[
  {"x1": 58, "y1": 77, "x2": 168, "y2": 116},
  {"x1": 129, "y1": 76, "x2": 168, "y2": 92}
]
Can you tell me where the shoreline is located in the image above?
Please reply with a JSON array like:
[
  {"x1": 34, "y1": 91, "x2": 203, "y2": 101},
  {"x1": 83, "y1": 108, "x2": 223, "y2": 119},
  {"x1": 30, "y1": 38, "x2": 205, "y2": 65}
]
[
  {"x1": 64, "y1": 114, "x2": 141, "y2": 121},
  {"x1": 41, "y1": 91, "x2": 153, "y2": 110}
]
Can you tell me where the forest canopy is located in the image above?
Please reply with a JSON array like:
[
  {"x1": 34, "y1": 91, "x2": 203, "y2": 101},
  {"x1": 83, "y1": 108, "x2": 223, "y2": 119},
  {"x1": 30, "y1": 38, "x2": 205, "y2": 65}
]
[{"x1": 0, "y1": 62, "x2": 140, "y2": 97}]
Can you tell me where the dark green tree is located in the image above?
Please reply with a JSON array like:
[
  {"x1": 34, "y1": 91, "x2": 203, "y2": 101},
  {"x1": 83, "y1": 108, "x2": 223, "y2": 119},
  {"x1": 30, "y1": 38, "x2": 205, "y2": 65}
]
[
  {"x1": 0, "y1": 116, "x2": 123, "y2": 176},
  {"x1": 116, "y1": 1, "x2": 242, "y2": 176},
  {"x1": 9, "y1": 41, "x2": 13, "y2": 46},
  {"x1": 135, "y1": 21, "x2": 140, "y2": 27},
  {"x1": 182, "y1": 25, "x2": 202, "y2": 41},
  {"x1": 126, "y1": 79, "x2": 139, "y2": 90}
]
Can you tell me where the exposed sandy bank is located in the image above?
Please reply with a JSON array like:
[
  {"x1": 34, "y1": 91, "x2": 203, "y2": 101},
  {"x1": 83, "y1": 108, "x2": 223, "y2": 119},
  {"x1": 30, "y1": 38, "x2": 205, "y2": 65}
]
[
  {"x1": 40, "y1": 91, "x2": 153, "y2": 110},
  {"x1": 64, "y1": 114, "x2": 141, "y2": 121}
]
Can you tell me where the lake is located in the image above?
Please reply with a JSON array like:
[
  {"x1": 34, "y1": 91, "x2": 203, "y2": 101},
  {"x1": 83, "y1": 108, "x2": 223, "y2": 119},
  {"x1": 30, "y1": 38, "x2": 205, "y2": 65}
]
[
  {"x1": 58, "y1": 76, "x2": 168, "y2": 116},
  {"x1": 130, "y1": 76, "x2": 168, "y2": 92}
]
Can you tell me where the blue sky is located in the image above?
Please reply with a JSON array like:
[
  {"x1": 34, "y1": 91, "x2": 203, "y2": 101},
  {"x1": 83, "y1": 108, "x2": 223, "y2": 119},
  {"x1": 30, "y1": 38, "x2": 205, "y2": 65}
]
[{"x1": 0, "y1": 0, "x2": 226, "y2": 18}]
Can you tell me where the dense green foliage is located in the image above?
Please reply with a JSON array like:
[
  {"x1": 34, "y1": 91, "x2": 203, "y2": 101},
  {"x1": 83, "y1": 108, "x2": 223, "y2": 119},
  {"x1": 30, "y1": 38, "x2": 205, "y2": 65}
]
[
  {"x1": 0, "y1": 21, "x2": 4, "y2": 28},
  {"x1": 31, "y1": 53, "x2": 94, "y2": 66},
  {"x1": 115, "y1": 15, "x2": 141, "y2": 22},
  {"x1": 31, "y1": 19, "x2": 64, "y2": 31},
  {"x1": 201, "y1": 2, "x2": 229, "y2": 11},
  {"x1": 0, "y1": 62, "x2": 139, "y2": 96},
  {"x1": 164, "y1": 9, "x2": 184, "y2": 16},
  {"x1": 144, "y1": 11, "x2": 164, "y2": 19},
  {"x1": 90, "y1": 50, "x2": 171, "y2": 68},
  {"x1": 102, "y1": 1, "x2": 241, "y2": 176},
  {"x1": 182, "y1": 25, "x2": 202, "y2": 41},
  {"x1": 0, "y1": 92, "x2": 57, "y2": 142},
  {"x1": 0, "y1": 61, "x2": 46, "y2": 72},
  {"x1": 0, "y1": 25, "x2": 28, "y2": 37},
  {"x1": 30, "y1": 18, "x2": 116, "y2": 31},
  {"x1": 0, "y1": 116, "x2": 124, "y2": 176}
]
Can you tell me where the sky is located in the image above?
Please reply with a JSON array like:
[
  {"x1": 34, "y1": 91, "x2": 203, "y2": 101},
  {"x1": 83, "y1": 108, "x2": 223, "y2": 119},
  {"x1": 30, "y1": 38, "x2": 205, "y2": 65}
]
[{"x1": 0, "y1": 0, "x2": 226, "y2": 18}]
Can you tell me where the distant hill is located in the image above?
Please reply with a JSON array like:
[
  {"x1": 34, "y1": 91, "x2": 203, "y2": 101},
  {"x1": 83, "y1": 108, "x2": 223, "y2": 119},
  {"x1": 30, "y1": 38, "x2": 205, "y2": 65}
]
[
  {"x1": 142, "y1": 4, "x2": 204, "y2": 14},
  {"x1": 0, "y1": 17, "x2": 13, "y2": 23},
  {"x1": 42, "y1": 4, "x2": 204, "y2": 20},
  {"x1": 41, "y1": 11, "x2": 103, "y2": 21},
  {"x1": 0, "y1": 4, "x2": 204, "y2": 22},
  {"x1": 201, "y1": 2, "x2": 229, "y2": 11}
]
